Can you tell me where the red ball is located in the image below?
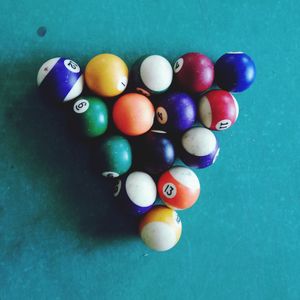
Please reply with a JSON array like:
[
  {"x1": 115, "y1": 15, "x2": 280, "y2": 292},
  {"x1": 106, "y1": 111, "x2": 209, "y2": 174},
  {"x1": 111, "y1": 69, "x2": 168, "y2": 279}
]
[
  {"x1": 198, "y1": 90, "x2": 239, "y2": 131},
  {"x1": 173, "y1": 52, "x2": 214, "y2": 93}
]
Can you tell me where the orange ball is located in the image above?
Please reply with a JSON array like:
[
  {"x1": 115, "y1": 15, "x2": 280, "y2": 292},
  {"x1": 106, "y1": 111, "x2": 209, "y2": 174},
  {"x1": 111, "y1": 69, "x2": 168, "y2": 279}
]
[{"x1": 113, "y1": 93, "x2": 155, "y2": 136}]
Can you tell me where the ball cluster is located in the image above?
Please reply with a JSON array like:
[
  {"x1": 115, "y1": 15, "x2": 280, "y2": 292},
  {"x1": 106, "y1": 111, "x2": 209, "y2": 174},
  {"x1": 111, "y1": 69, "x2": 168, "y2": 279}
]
[{"x1": 37, "y1": 52, "x2": 256, "y2": 252}]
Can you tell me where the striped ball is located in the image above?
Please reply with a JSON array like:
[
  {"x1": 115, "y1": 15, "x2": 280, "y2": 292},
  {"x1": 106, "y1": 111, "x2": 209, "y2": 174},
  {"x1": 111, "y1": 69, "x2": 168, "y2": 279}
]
[
  {"x1": 181, "y1": 127, "x2": 219, "y2": 168},
  {"x1": 158, "y1": 166, "x2": 200, "y2": 210},
  {"x1": 139, "y1": 206, "x2": 182, "y2": 251},
  {"x1": 37, "y1": 57, "x2": 84, "y2": 102},
  {"x1": 199, "y1": 90, "x2": 239, "y2": 131}
]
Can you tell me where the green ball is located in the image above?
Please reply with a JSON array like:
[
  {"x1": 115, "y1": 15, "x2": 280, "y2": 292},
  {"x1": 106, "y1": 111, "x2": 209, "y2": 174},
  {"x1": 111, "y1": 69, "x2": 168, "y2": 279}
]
[
  {"x1": 96, "y1": 135, "x2": 132, "y2": 177},
  {"x1": 71, "y1": 96, "x2": 108, "y2": 138}
]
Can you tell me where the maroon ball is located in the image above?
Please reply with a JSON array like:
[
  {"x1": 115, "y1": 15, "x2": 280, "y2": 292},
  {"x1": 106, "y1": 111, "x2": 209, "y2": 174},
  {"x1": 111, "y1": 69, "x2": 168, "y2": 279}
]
[{"x1": 173, "y1": 52, "x2": 214, "y2": 93}]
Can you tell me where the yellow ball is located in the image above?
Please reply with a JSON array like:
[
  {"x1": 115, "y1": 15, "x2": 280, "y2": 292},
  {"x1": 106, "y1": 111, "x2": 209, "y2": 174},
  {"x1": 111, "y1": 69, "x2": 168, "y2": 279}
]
[{"x1": 85, "y1": 53, "x2": 128, "y2": 97}]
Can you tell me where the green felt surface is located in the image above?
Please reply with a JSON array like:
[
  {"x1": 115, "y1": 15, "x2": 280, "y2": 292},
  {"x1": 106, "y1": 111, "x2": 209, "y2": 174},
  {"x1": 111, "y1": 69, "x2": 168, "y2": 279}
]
[{"x1": 0, "y1": 1, "x2": 300, "y2": 299}]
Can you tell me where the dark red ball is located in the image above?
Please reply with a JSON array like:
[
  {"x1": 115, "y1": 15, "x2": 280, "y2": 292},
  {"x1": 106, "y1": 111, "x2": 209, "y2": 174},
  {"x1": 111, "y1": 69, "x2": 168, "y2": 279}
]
[{"x1": 173, "y1": 52, "x2": 214, "y2": 93}]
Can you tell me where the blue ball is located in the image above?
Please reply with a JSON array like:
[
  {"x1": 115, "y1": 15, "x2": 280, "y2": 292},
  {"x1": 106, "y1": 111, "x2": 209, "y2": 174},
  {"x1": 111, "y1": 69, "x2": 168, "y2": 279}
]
[
  {"x1": 37, "y1": 57, "x2": 84, "y2": 102},
  {"x1": 156, "y1": 92, "x2": 196, "y2": 132},
  {"x1": 180, "y1": 127, "x2": 219, "y2": 168},
  {"x1": 134, "y1": 130, "x2": 175, "y2": 175},
  {"x1": 113, "y1": 171, "x2": 157, "y2": 215},
  {"x1": 215, "y1": 52, "x2": 256, "y2": 92}
]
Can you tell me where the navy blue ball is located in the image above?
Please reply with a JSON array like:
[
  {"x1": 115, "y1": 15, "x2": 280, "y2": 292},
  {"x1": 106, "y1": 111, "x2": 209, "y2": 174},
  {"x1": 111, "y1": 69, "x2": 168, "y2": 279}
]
[
  {"x1": 156, "y1": 92, "x2": 196, "y2": 132},
  {"x1": 134, "y1": 130, "x2": 175, "y2": 175},
  {"x1": 215, "y1": 52, "x2": 256, "y2": 92}
]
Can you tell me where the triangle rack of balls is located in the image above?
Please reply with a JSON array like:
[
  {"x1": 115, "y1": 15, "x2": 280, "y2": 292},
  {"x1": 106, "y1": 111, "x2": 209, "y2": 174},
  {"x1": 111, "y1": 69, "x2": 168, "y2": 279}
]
[{"x1": 37, "y1": 52, "x2": 256, "y2": 252}]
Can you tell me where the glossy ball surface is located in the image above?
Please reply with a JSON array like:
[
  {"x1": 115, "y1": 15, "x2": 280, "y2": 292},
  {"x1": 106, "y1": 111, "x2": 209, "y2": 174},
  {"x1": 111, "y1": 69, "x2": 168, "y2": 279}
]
[
  {"x1": 71, "y1": 97, "x2": 108, "y2": 138},
  {"x1": 173, "y1": 52, "x2": 214, "y2": 93},
  {"x1": 37, "y1": 57, "x2": 84, "y2": 102},
  {"x1": 158, "y1": 166, "x2": 200, "y2": 210},
  {"x1": 134, "y1": 130, "x2": 175, "y2": 175},
  {"x1": 215, "y1": 52, "x2": 256, "y2": 92},
  {"x1": 114, "y1": 171, "x2": 157, "y2": 215},
  {"x1": 95, "y1": 135, "x2": 132, "y2": 177},
  {"x1": 130, "y1": 55, "x2": 173, "y2": 96},
  {"x1": 180, "y1": 127, "x2": 219, "y2": 168},
  {"x1": 85, "y1": 53, "x2": 128, "y2": 97},
  {"x1": 113, "y1": 93, "x2": 154, "y2": 136},
  {"x1": 156, "y1": 92, "x2": 196, "y2": 132},
  {"x1": 139, "y1": 206, "x2": 182, "y2": 251},
  {"x1": 198, "y1": 90, "x2": 239, "y2": 131}
]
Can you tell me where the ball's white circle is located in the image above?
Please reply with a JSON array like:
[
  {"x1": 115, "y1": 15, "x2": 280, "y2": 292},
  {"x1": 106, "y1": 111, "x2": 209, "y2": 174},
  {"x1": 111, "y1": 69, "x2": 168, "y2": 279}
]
[
  {"x1": 117, "y1": 76, "x2": 128, "y2": 91},
  {"x1": 156, "y1": 107, "x2": 168, "y2": 125},
  {"x1": 73, "y1": 99, "x2": 89, "y2": 114},
  {"x1": 174, "y1": 58, "x2": 184, "y2": 73},
  {"x1": 113, "y1": 179, "x2": 122, "y2": 197},
  {"x1": 151, "y1": 130, "x2": 167, "y2": 134},
  {"x1": 102, "y1": 171, "x2": 119, "y2": 178},
  {"x1": 140, "y1": 222, "x2": 178, "y2": 251},
  {"x1": 169, "y1": 167, "x2": 200, "y2": 190},
  {"x1": 136, "y1": 87, "x2": 151, "y2": 97},
  {"x1": 37, "y1": 57, "x2": 60, "y2": 86},
  {"x1": 182, "y1": 127, "x2": 217, "y2": 156},
  {"x1": 198, "y1": 96, "x2": 212, "y2": 128},
  {"x1": 162, "y1": 183, "x2": 177, "y2": 199},
  {"x1": 140, "y1": 55, "x2": 173, "y2": 92},
  {"x1": 216, "y1": 119, "x2": 232, "y2": 130},
  {"x1": 64, "y1": 59, "x2": 80, "y2": 73},
  {"x1": 125, "y1": 172, "x2": 156, "y2": 207}
]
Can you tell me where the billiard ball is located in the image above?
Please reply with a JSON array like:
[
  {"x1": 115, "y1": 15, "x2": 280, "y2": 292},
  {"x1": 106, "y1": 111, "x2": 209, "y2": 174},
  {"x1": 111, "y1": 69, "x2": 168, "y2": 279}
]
[
  {"x1": 113, "y1": 171, "x2": 157, "y2": 215},
  {"x1": 158, "y1": 166, "x2": 200, "y2": 210},
  {"x1": 139, "y1": 206, "x2": 182, "y2": 251},
  {"x1": 134, "y1": 130, "x2": 175, "y2": 175},
  {"x1": 130, "y1": 55, "x2": 173, "y2": 96},
  {"x1": 173, "y1": 52, "x2": 214, "y2": 93},
  {"x1": 156, "y1": 92, "x2": 196, "y2": 132},
  {"x1": 215, "y1": 52, "x2": 256, "y2": 92},
  {"x1": 37, "y1": 57, "x2": 84, "y2": 102},
  {"x1": 85, "y1": 53, "x2": 128, "y2": 97},
  {"x1": 113, "y1": 93, "x2": 154, "y2": 136},
  {"x1": 71, "y1": 96, "x2": 108, "y2": 138},
  {"x1": 95, "y1": 135, "x2": 132, "y2": 177},
  {"x1": 198, "y1": 90, "x2": 239, "y2": 131},
  {"x1": 180, "y1": 127, "x2": 219, "y2": 168}
]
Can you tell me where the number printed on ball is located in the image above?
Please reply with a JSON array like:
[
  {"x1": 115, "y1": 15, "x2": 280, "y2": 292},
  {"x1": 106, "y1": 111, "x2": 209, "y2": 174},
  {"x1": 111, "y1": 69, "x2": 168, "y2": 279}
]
[
  {"x1": 174, "y1": 58, "x2": 184, "y2": 73},
  {"x1": 113, "y1": 179, "x2": 122, "y2": 197},
  {"x1": 216, "y1": 119, "x2": 232, "y2": 130},
  {"x1": 64, "y1": 59, "x2": 80, "y2": 73},
  {"x1": 163, "y1": 183, "x2": 177, "y2": 198},
  {"x1": 156, "y1": 107, "x2": 168, "y2": 124},
  {"x1": 73, "y1": 99, "x2": 89, "y2": 114},
  {"x1": 117, "y1": 76, "x2": 128, "y2": 91}
]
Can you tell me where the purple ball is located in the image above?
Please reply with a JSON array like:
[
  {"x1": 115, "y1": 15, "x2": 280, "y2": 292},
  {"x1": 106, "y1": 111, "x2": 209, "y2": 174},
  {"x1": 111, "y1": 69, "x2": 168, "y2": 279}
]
[{"x1": 155, "y1": 92, "x2": 196, "y2": 132}]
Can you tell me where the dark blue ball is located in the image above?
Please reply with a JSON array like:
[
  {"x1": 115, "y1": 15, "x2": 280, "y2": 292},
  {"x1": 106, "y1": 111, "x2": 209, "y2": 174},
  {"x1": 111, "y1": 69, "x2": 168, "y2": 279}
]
[
  {"x1": 215, "y1": 52, "x2": 256, "y2": 92},
  {"x1": 156, "y1": 92, "x2": 196, "y2": 132},
  {"x1": 134, "y1": 130, "x2": 175, "y2": 175}
]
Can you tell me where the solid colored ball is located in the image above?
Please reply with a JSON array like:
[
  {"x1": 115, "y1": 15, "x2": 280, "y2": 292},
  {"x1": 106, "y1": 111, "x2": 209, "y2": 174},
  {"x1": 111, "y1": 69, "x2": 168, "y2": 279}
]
[
  {"x1": 71, "y1": 97, "x2": 108, "y2": 138},
  {"x1": 139, "y1": 206, "x2": 182, "y2": 251},
  {"x1": 134, "y1": 130, "x2": 175, "y2": 175},
  {"x1": 198, "y1": 90, "x2": 239, "y2": 131},
  {"x1": 114, "y1": 171, "x2": 157, "y2": 215},
  {"x1": 85, "y1": 53, "x2": 128, "y2": 97},
  {"x1": 113, "y1": 93, "x2": 154, "y2": 136},
  {"x1": 158, "y1": 166, "x2": 200, "y2": 210},
  {"x1": 215, "y1": 52, "x2": 256, "y2": 92},
  {"x1": 156, "y1": 92, "x2": 196, "y2": 132},
  {"x1": 130, "y1": 55, "x2": 173, "y2": 96},
  {"x1": 37, "y1": 57, "x2": 84, "y2": 102},
  {"x1": 173, "y1": 52, "x2": 214, "y2": 93},
  {"x1": 180, "y1": 127, "x2": 219, "y2": 168},
  {"x1": 95, "y1": 135, "x2": 132, "y2": 177}
]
